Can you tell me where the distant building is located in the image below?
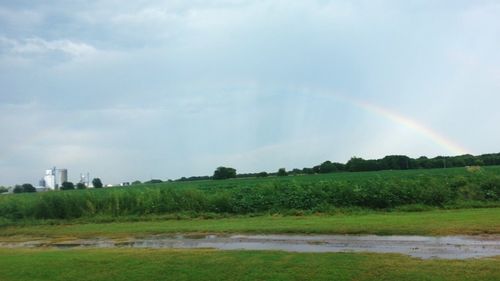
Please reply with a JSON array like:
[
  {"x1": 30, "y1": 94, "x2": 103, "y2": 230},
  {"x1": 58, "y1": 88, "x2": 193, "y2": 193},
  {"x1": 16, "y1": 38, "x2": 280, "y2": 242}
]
[
  {"x1": 60, "y1": 169, "x2": 68, "y2": 184},
  {"x1": 42, "y1": 167, "x2": 68, "y2": 190},
  {"x1": 44, "y1": 168, "x2": 56, "y2": 189}
]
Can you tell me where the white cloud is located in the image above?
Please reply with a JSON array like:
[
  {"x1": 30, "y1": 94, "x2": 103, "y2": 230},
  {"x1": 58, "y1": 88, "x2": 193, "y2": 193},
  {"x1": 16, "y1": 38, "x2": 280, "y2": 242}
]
[{"x1": 0, "y1": 36, "x2": 97, "y2": 60}]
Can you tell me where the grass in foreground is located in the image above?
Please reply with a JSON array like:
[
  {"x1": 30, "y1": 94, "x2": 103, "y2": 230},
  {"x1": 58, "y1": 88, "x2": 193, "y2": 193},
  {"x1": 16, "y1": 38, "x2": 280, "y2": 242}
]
[
  {"x1": 0, "y1": 248, "x2": 498, "y2": 281},
  {"x1": 1, "y1": 208, "x2": 499, "y2": 240}
]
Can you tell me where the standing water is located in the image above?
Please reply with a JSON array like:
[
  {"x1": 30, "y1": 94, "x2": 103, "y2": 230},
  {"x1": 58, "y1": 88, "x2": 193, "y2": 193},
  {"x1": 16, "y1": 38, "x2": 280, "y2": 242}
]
[{"x1": 1, "y1": 234, "x2": 499, "y2": 259}]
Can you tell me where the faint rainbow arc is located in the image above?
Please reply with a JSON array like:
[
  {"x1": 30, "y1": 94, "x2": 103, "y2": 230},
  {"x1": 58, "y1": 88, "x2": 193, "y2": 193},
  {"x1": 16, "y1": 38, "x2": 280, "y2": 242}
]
[{"x1": 314, "y1": 93, "x2": 470, "y2": 155}]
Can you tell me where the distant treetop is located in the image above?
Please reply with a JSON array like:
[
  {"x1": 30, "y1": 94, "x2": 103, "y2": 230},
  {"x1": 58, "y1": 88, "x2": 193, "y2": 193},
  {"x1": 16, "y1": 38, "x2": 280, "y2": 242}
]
[{"x1": 213, "y1": 167, "x2": 237, "y2": 180}]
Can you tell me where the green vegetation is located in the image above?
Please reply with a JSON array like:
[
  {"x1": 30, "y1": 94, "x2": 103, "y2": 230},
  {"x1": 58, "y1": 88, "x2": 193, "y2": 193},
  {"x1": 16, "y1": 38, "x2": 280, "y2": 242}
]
[
  {"x1": 1, "y1": 166, "x2": 499, "y2": 222},
  {"x1": 213, "y1": 166, "x2": 237, "y2": 180},
  {"x1": 277, "y1": 168, "x2": 287, "y2": 176},
  {"x1": 0, "y1": 249, "x2": 498, "y2": 281},
  {"x1": 343, "y1": 153, "x2": 500, "y2": 172},
  {"x1": 178, "y1": 153, "x2": 500, "y2": 180},
  {"x1": 92, "y1": 178, "x2": 103, "y2": 188},
  {"x1": 1, "y1": 208, "x2": 499, "y2": 239},
  {"x1": 1, "y1": 167, "x2": 499, "y2": 280},
  {"x1": 60, "y1": 182, "x2": 75, "y2": 190},
  {"x1": 12, "y1": 184, "x2": 36, "y2": 194}
]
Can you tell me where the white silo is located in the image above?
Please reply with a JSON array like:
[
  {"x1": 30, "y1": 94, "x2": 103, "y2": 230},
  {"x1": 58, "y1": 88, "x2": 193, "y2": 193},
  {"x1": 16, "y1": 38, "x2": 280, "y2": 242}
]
[{"x1": 44, "y1": 169, "x2": 56, "y2": 189}]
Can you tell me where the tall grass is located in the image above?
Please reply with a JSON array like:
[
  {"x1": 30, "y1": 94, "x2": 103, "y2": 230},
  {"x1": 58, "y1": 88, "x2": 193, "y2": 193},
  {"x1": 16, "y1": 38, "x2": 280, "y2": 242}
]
[{"x1": 1, "y1": 167, "x2": 499, "y2": 221}]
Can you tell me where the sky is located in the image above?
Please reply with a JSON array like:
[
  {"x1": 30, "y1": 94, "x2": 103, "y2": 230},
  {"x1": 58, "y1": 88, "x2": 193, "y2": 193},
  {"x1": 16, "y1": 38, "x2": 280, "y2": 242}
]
[{"x1": 1, "y1": 0, "x2": 499, "y2": 186}]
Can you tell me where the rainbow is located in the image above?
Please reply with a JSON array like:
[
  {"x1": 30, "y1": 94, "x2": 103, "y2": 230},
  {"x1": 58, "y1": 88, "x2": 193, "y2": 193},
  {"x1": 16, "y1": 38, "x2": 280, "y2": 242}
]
[{"x1": 311, "y1": 92, "x2": 470, "y2": 156}]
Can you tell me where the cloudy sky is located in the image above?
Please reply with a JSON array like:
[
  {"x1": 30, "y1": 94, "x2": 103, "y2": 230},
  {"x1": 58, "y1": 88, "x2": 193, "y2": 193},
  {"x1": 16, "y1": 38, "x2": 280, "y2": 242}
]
[{"x1": 1, "y1": 0, "x2": 499, "y2": 186}]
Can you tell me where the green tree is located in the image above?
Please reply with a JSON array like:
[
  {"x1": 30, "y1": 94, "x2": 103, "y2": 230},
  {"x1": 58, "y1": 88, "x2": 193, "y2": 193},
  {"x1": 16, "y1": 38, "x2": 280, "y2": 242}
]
[
  {"x1": 257, "y1": 172, "x2": 268, "y2": 178},
  {"x1": 60, "y1": 182, "x2": 75, "y2": 190},
  {"x1": 0, "y1": 186, "x2": 7, "y2": 193},
  {"x1": 302, "y1": 168, "x2": 315, "y2": 174},
  {"x1": 132, "y1": 180, "x2": 142, "y2": 185},
  {"x1": 145, "y1": 179, "x2": 162, "y2": 184},
  {"x1": 22, "y1": 183, "x2": 36, "y2": 193},
  {"x1": 92, "y1": 178, "x2": 103, "y2": 188},
  {"x1": 277, "y1": 168, "x2": 287, "y2": 177},
  {"x1": 381, "y1": 155, "x2": 411, "y2": 170},
  {"x1": 346, "y1": 157, "x2": 380, "y2": 172},
  {"x1": 13, "y1": 185, "x2": 23, "y2": 193},
  {"x1": 318, "y1": 161, "x2": 338, "y2": 173},
  {"x1": 213, "y1": 167, "x2": 237, "y2": 180},
  {"x1": 76, "y1": 182, "x2": 86, "y2": 189}
]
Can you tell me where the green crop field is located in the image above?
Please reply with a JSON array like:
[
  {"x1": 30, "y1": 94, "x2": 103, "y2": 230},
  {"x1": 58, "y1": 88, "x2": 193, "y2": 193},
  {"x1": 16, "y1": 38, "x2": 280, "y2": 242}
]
[
  {"x1": 1, "y1": 166, "x2": 499, "y2": 224},
  {"x1": 135, "y1": 165, "x2": 500, "y2": 191}
]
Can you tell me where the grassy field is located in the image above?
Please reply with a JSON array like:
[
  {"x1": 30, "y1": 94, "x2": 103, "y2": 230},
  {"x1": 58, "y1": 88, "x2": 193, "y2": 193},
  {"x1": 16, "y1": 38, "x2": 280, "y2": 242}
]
[
  {"x1": 1, "y1": 168, "x2": 499, "y2": 280},
  {"x1": 1, "y1": 208, "x2": 499, "y2": 240},
  {"x1": 0, "y1": 248, "x2": 498, "y2": 281}
]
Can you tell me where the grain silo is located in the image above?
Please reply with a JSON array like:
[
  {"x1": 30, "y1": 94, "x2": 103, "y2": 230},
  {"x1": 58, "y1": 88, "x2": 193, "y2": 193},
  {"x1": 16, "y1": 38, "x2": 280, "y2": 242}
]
[
  {"x1": 44, "y1": 169, "x2": 56, "y2": 189},
  {"x1": 59, "y1": 169, "x2": 68, "y2": 184}
]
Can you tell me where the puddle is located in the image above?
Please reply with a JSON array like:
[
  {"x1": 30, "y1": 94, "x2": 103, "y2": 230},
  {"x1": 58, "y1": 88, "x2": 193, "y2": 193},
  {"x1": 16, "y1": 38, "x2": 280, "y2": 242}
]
[{"x1": 1, "y1": 234, "x2": 499, "y2": 260}]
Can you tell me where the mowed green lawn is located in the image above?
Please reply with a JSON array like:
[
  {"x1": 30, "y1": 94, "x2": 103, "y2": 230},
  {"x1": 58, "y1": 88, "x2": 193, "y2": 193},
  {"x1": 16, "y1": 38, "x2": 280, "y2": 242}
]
[
  {"x1": 1, "y1": 208, "x2": 499, "y2": 281},
  {"x1": 0, "y1": 248, "x2": 498, "y2": 281},
  {"x1": 1, "y1": 208, "x2": 499, "y2": 240}
]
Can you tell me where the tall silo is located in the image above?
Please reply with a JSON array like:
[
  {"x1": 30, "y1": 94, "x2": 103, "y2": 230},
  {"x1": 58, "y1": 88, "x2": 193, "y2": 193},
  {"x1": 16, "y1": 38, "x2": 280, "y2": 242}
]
[
  {"x1": 60, "y1": 169, "x2": 68, "y2": 184},
  {"x1": 44, "y1": 169, "x2": 56, "y2": 189}
]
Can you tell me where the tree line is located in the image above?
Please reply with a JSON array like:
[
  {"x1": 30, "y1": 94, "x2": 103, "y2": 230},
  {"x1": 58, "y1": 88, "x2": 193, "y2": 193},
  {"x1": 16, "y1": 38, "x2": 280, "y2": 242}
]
[
  {"x1": 175, "y1": 153, "x2": 500, "y2": 181},
  {"x1": 7, "y1": 178, "x2": 104, "y2": 193},
  {"x1": 8, "y1": 153, "x2": 499, "y2": 191}
]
